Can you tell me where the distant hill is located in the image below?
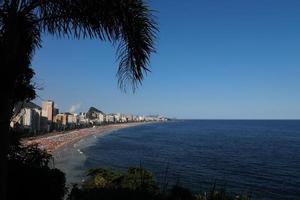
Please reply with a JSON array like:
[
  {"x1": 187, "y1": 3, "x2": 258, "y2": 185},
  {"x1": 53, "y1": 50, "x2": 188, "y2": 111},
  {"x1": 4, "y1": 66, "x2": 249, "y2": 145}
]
[{"x1": 86, "y1": 107, "x2": 105, "y2": 119}]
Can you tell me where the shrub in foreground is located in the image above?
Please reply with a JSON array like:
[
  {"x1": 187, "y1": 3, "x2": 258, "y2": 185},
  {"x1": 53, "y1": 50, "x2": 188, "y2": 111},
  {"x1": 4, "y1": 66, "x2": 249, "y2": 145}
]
[
  {"x1": 68, "y1": 167, "x2": 251, "y2": 200},
  {"x1": 8, "y1": 134, "x2": 66, "y2": 200}
]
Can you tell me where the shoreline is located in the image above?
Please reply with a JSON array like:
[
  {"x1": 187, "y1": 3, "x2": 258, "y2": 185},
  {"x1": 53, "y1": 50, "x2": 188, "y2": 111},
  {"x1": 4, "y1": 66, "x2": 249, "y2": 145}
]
[{"x1": 23, "y1": 122, "x2": 150, "y2": 154}]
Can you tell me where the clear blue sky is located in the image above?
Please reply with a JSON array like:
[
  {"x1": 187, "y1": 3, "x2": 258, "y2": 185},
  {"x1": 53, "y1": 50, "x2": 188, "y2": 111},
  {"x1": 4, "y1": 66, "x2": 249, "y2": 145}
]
[{"x1": 32, "y1": 0, "x2": 300, "y2": 119}]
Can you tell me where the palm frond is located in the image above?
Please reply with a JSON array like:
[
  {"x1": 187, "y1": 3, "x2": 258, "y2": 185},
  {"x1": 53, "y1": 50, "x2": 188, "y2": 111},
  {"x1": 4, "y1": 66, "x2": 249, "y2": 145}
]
[
  {"x1": 0, "y1": 0, "x2": 40, "y2": 100},
  {"x1": 36, "y1": 0, "x2": 158, "y2": 91}
]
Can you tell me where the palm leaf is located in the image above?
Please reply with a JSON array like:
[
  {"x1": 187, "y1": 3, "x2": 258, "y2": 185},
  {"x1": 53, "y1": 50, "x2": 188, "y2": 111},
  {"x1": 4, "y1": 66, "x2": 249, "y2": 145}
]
[{"x1": 26, "y1": 0, "x2": 158, "y2": 91}]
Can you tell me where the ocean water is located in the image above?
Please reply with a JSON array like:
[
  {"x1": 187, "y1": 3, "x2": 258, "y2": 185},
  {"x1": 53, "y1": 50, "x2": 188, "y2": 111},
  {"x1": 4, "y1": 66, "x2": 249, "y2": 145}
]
[{"x1": 54, "y1": 120, "x2": 300, "y2": 199}]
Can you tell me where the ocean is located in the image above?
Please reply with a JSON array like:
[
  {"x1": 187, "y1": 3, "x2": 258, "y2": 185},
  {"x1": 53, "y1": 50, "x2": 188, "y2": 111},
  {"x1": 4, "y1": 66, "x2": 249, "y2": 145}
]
[{"x1": 54, "y1": 120, "x2": 300, "y2": 199}]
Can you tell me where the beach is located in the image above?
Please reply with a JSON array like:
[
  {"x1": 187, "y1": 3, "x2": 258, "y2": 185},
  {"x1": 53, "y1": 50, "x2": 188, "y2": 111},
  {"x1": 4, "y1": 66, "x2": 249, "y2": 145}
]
[{"x1": 23, "y1": 122, "x2": 144, "y2": 153}]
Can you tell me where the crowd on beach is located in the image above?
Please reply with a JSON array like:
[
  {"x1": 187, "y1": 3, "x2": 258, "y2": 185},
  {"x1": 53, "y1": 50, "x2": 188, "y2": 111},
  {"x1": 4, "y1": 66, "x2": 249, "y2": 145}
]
[{"x1": 24, "y1": 123, "x2": 139, "y2": 153}]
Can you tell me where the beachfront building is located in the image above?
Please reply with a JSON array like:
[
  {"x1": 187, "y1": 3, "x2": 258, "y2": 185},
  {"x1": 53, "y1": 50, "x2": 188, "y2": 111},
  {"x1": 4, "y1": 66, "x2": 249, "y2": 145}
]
[
  {"x1": 120, "y1": 114, "x2": 127, "y2": 123},
  {"x1": 10, "y1": 102, "x2": 42, "y2": 134},
  {"x1": 53, "y1": 113, "x2": 68, "y2": 130},
  {"x1": 133, "y1": 115, "x2": 139, "y2": 122},
  {"x1": 53, "y1": 112, "x2": 79, "y2": 130},
  {"x1": 158, "y1": 116, "x2": 169, "y2": 121},
  {"x1": 138, "y1": 115, "x2": 145, "y2": 122},
  {"x1": 42, "y1": 100, "x2": 54, "y2": 121},
  {"x1": 79, "y1": 112, "x2": 90, "y2": 126},
  {"x1": 105, "y1": 114, "x2": 115, "y2": 123},
  {"x1": 145, "y1": 115, "x2": 160, "y2": 121},
  {"x1": 41, "y1": 100, "x2": 54, "y2": 132},
  {"x1": 68, "y1": 113, "x2": 79, "y2": 129},
  {"x1": 126, "y1": 114, "x2": 134, "y2": 122},
  {"x1": 98, "y1": 112, "x2": 105, "y2": 124},
  {"x1": 113, "y1": 113, "x2": 121, "y2": 123}
]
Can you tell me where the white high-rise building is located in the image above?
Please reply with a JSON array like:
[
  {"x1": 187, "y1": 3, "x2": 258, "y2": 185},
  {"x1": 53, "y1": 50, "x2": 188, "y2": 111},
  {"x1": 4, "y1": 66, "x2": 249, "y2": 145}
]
[{"x1": 10, "y1": 102, "x2": 42, "y2": 134}]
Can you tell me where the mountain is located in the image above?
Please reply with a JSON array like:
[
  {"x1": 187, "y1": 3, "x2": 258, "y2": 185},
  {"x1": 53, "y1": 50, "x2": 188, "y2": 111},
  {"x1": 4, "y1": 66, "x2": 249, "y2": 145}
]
[{"x1": 86, "y1": 107, "x2": 105, "y2": 119}]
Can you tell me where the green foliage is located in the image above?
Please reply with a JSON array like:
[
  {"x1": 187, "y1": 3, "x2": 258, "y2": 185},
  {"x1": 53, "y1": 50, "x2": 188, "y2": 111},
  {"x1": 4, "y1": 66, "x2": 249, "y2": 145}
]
[
  {"x1": 82, "y1": 167, "x2": 159, "y2": 194},
  {"x1": 69, "y1": 167, "x2": 252, "y2": 200},
  {"x1": 125, "y1": 167, "x2": 159, "y2": 192},
  {"x1": 7, "y1": 132, "x2": 67, "y2": 200},
  {"x1": 8, "y1": 139, "x2": 51, "y2": 168},
  {"x1": 83, "y1": 168, "x2": 125, "y2": 189},
  {"x1": 68, "y1": 167, "x2": 159, "y2": 200},
  {"x1": 13, "y1": 66, "x2": 36, "y2": 105},
  {"x1": 167, "y1": 185, "x2": 194, "y2": 200}
]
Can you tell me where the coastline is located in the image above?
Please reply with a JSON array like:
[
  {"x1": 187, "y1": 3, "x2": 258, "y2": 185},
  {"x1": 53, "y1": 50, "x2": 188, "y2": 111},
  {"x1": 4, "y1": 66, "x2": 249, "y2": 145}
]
[{"x1": 23, "y1": 122, "x2": 149, "y2": 154}]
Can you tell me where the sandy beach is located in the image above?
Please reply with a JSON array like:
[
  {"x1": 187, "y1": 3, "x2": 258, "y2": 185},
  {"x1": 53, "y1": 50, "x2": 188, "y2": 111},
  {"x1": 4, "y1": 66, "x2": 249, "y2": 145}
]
[{"x1": 23, "y1": 122, "x2": 145, "y2": 153}]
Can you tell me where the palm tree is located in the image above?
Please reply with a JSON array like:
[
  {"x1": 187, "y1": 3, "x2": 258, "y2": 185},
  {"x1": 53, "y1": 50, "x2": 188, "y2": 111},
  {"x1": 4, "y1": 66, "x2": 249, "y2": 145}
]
[{"x1": 0, "y1": 0, "x2": 157, "y2": 199}]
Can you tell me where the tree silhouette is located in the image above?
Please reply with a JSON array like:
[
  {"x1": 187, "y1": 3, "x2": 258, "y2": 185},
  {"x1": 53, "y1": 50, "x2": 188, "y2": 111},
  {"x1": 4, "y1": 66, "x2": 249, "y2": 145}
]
[
  {"x1": 0, "y1": 0, "x2": 157, "y2": 199},
  {"x1": 8, "y1": 134, "x2": 66, "y2": 200}
]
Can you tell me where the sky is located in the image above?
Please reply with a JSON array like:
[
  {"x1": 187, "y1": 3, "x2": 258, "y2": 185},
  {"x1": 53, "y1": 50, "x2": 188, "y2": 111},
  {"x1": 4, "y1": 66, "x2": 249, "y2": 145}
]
[{"x1": 32, "y1": 0, "x2": 300, "y2": 119}]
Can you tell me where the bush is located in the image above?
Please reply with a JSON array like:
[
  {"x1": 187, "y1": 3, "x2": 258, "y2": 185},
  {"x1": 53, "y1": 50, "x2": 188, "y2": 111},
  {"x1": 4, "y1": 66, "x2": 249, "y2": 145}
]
[
  {"x1": 68, "y1": 167, "x2": 251, "y2": 200},
  {"x1": 69, "y1": 167, "x2": 160, "y2": 200},
  {"x1": 8, "y1": 133, "x2": 66, "y2": 200}
]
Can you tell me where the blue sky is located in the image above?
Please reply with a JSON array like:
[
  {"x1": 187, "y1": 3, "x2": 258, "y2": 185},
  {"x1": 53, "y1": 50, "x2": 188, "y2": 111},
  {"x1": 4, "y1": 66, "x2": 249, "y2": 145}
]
[{"x1": 32, "y1": 0, "x2": 300, "y2": 119}]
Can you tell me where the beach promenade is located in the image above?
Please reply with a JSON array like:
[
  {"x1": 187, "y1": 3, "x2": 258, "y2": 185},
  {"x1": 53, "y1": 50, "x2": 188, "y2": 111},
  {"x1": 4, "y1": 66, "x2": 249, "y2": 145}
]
[{"x1": 23, "y1": 123, "x2": 143, "y2": 153}]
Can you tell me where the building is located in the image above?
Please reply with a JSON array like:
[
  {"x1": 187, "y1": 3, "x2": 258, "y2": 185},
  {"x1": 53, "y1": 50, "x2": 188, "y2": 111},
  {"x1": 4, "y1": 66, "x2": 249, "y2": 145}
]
[
  {"x1": 113, "y1": 113, "x2": 121, "y2": 123},
  {"x1": 138, "y1": 115, "x2": 145, "y2": 121},
  {"x1": 98, "y1": 112, "x2": 105, "y2": 123},
  {"x1": 42, "y1": 100, "x2": 54, "y2": 121},
  {"x1": 121, "y1": 114, "x2": 127, "y2": 123},
  {"x1": 79, "y1": 112, "x2": 90, "y2": 126},
  {"x1": 67, "y1": 113, "x2": 79, "y2": 129},
  {"x1": 53, "y1": 112, "x2": 79, "y2": 130},
  {"x1": 41, "y1": 100, "x2": 54, "y2": 132},
  {"x1": 105, "y1": 114, "x2": 115, "y2": 123},
  {"x1": 126, "y1": 114, "x2": 134, "y2": 122},
  {"x1": 53, "y1": 113, "x2": 68, "y2": 130},
  {"x1": 10, "y1": 102, "x2": 42, "y2": 134}
]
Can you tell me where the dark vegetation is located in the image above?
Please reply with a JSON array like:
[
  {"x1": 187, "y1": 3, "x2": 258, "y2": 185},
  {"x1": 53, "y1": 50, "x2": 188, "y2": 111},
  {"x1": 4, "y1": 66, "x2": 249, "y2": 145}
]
[
  {"x1": 68, "y1": 167, "x2": 251, "y2": 200},
  {"x1": 8, "y1": 132, "x2": 66, "y2": 200}
]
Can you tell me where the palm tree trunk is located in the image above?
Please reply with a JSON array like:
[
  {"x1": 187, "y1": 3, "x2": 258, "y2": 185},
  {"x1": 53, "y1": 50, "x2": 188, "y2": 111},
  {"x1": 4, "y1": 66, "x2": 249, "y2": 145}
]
[
  {"x1": 0, "y1": 85, "x2": 14, "y2": 200},
  {"x1": 0, "y1": 11, "x2": 20, "y2": 200},
  {"x1": 0, "y1": 109, "x2": 10, "y2": 200},
  {"x1": 0, "y1": 16, "x2": 38, "y2": 200}
]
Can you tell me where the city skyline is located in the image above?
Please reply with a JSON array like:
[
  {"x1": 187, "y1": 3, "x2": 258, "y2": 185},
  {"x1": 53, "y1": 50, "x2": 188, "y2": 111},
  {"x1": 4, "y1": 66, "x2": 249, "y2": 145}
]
[
  {"x1": 11, "y1": 99, "x2": 168, "y2": 135},
  {"x1": 32, "y1": 0, "x2": 300, "y2": 119}
]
